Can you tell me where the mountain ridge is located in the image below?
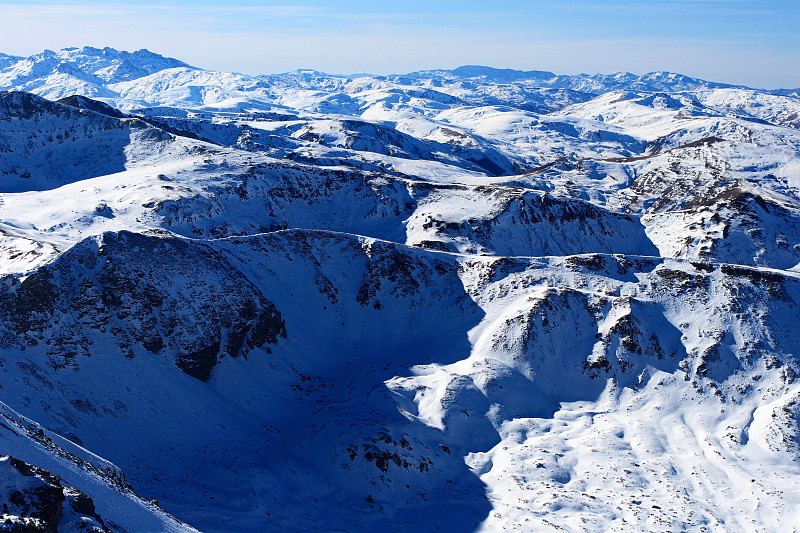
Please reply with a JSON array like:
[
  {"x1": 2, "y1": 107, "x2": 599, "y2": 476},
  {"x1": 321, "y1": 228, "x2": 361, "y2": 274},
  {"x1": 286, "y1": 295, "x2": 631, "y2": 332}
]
[
  {"x1": 0, "y1": 46, "x2": 799, "y2": 532},
  {"x1": 5, "y1": 46, "x2": 800, "y2": 93}
]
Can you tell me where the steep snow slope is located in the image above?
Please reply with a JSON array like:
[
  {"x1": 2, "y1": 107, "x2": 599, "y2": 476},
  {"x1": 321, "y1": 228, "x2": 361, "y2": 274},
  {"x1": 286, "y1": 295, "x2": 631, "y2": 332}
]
[
  {"x1": 0, "y1": 229, "x2": 490, "y2": 531},
  {"x1": 0, "y1": 401, "x2": 198, "y2": 532},
  {"x1": 0, "y1": 91, "x2": 180, "y2": 192},
  {"x1": 453, "y1": 257, "x2": 800, "y2": 532},
  {"x1": 0, "y1": 48, "x2": 799, "y2": 532},
  {"x1": 1, "y1": 229, "x2": 799, "y2": 531}
]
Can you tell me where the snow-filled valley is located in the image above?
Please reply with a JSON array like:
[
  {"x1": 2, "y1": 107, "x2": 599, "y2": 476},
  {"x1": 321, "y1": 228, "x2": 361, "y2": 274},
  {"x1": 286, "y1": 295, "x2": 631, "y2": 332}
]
[{"x1": 0, "y1": 46, "x2": 799, "y2": 532}]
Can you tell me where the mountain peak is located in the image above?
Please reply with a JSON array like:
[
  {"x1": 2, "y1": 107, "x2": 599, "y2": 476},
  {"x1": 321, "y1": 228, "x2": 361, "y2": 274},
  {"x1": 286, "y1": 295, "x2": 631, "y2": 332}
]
[
  {"x1": 5, "y1": 46, "x2": 198, "y2": 85},
  {"x1": 450, "y1": 65, "x2": 558, "y2": 81}
]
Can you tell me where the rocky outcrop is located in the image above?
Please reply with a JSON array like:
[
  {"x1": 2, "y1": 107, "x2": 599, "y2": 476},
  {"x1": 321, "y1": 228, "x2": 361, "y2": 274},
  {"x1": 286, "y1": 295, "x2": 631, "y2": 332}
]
[
  {"x1": 0, "y1": 231, "x2": 285, "y2": 381},
  {"x1": 0, "y1": 455, "x2": 110, "y2": 533}
]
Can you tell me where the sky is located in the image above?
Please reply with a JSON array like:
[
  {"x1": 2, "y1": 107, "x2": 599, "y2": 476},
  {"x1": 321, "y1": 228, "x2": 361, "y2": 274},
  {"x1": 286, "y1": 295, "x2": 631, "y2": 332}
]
[{"x1": 0, "y1": 0, "x2": 798, "y2": 88}]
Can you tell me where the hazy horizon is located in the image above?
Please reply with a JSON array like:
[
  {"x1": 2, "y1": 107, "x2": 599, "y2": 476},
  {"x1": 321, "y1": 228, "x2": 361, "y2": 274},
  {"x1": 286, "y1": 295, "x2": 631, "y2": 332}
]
[{"x1": 1, "y1": 0, "x2": 798, "y2": 89}]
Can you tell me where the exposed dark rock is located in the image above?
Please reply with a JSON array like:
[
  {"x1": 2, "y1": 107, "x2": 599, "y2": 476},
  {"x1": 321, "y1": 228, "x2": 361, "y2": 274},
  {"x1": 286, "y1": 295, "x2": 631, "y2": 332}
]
[
  {"x1": 355, "y1": 241, "x2": 455, "y2": 310},
  {"x1": 175, "y1": 340, "x2": 220, "y2": 382},
  {"x1": 247, "y1": 305, "x2": 287, "y2": 349},
  {"x1": 56, "y1": 95, "x2": 126, "y2": 119},
  {"x1": 0, "y1": 231, "x2": 286, "y2": 381},
  {"x1": 691, "y1": 261, "x2": 715, "y2": 273},
  {"x1": 565, "y1": 254, "x2": 606, "y2": 271},
  {"x1": 1, "y1": 455, "x2": 111, "y2": 533},
  {"x1": 720, "y1": 264, "x2": 788, "y2": 300},
  {"x1": 584, "y1": 357, "x2": 612, "y2": 375}
]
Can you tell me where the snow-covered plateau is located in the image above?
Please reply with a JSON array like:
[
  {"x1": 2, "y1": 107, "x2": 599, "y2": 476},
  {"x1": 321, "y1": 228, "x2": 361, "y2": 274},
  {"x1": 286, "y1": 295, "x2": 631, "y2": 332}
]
[{"x1": 0, "y1": 46, "x2": 799, "y2": 532}]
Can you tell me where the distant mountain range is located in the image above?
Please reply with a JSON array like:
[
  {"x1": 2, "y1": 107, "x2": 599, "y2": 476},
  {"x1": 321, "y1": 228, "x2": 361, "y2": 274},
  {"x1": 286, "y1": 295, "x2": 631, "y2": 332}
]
[{"x1": 1, "y1": 47, "x2": 799, "y2": 532}]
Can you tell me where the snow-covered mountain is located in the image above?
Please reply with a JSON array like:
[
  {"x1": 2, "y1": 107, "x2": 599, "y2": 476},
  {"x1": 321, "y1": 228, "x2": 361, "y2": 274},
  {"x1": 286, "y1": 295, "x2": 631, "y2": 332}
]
[
  {"x1": 0, "y1": 47, "x2": 799, "y2": 532},
  {"x1": 0, "y1": 401, "x2": 197, "y2": 532}
]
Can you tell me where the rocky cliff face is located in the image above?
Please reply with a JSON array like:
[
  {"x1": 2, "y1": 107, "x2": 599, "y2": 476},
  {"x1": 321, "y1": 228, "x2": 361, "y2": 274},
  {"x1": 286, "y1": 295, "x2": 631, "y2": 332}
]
[{"x1": 0, "y1": 230, "x2": 285, "y2": 381}]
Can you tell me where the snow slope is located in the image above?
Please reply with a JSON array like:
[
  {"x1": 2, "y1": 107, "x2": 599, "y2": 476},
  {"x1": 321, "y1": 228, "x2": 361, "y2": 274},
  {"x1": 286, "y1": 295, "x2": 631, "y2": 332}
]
[
  {"x1": 0, "y1": 48, "x2": 799, "y2": 532},
  {"x1": 0, "y1": 401, "x2": 197, "y2": 532}
]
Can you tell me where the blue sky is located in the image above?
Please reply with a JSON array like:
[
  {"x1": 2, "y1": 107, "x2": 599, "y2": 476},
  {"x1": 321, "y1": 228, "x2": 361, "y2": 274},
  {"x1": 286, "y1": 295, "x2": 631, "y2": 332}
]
[{"x1": 0, "y1": 0, "x2": 798, "y2": 88}]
